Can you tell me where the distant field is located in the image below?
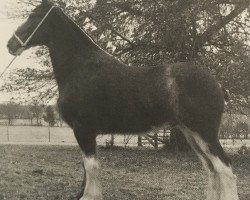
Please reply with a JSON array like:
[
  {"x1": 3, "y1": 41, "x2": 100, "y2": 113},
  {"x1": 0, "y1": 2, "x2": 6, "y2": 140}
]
[
  {"x1": 0, "y1": 126, "x2": 77, "y2": 143},
  {"x1": 0, "y1": 145, "x2": 249, "y2": 200},
  {"x1": 0, "y1": 126, "x2": 140, "y2": 147},
  {"x1": 0, "y1": 126, "x2": 249, "y2": 148}
]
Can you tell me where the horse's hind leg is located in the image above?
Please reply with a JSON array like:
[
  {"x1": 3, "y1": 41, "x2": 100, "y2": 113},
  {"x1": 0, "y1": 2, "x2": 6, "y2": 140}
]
[
  {"x1": 177, "y1": 124, "x2": 239, "y2": 200},
  {"x1": 73, "y1": 125, "x2": 102, "y2": 200}
]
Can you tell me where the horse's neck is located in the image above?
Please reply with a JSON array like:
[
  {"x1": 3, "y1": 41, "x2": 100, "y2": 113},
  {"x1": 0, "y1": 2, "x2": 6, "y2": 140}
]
[{"x1": 48, "y1": 10, "x2": 99, "y2": 87}]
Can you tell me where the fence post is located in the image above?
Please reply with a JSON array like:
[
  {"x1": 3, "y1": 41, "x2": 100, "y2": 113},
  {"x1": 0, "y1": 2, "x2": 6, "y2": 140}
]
[
  {"x1": 110, "y1": 135, "x2": 114, "y2": 147},
  {"x1": 138, "y1": 135, "x2": 142, "y2": 147},
  {"x1": 48, "y1": 126, "x2": 51, "y2": 142},
  {"x1": 7, "y1": 123, "x2": 9, "y2": 142}
]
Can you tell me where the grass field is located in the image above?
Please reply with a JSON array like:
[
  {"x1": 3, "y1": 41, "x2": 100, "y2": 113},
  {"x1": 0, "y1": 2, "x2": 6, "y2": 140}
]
[{"x1": 0, "y1": 145, "x2": 249, "y2": 200}]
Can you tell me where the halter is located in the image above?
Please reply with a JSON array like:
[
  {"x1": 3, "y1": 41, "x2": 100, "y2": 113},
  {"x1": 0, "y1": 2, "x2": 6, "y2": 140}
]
[
  {"x1": 0, "y1": 6, "x2": 56, "y2": 78},
  {"x1": 14, "y1": 6, "x2": 55, "y2": 47}
]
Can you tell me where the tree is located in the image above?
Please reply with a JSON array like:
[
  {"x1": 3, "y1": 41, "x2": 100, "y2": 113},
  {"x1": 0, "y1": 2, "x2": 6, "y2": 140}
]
[
  {"x1": 123, "y1": 135, "x2": 133, "y2": 148},
  {"x1": 54, "y1": 105, "x2": 63, "y2": 127},
  {"x1": 3, "y1": 0, "x2": 250, "y2": 149},
  {"x1": 43, "y1": 105, "x2": 56, "y2": 127},
  {"x1": 28, "y1": 99, "x2": 44, "y2": 125},
  {"x1": 0, "y1": 100, "x2": 19, "y2": 125}
]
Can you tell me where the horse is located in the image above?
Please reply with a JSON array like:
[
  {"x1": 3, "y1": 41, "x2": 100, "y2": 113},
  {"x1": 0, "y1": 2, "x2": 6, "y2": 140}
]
[{"x1": 7, "y1": 0, "x2": 239, "y2": 200}]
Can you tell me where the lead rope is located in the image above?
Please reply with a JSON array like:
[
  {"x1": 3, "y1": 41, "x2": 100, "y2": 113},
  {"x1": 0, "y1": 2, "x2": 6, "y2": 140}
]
[{"x1": 0, "y1": 56, "x2": 18, "y2": 78}]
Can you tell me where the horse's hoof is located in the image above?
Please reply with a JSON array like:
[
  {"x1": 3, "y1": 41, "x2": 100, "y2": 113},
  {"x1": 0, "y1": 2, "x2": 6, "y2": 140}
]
[{"x1": 79, "y1": 194, "x2": 102, "y2": 200}]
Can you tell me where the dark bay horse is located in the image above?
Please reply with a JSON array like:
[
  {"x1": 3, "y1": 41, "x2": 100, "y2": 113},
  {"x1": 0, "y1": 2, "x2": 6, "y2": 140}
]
[{"x1": 7, "y1": 0, "x2": 239, "y2": 199}]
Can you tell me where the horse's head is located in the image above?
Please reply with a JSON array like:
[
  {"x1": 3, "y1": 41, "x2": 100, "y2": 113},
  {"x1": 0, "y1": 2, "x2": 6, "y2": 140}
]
[{"x1": 7, "y1": 0, "x2": 54, "y2": 56}]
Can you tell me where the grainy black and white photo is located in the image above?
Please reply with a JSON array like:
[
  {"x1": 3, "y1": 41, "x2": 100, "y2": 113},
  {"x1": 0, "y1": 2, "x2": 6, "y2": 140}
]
[{"x1": 0, "y1": 0, "x2": 249, "y2": 199}]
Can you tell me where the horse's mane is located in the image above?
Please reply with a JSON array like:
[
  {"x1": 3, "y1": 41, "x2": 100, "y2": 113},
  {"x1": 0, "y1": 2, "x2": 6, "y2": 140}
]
[{"x1": 55, "y1": 7, "x2": 116, "y2": 59}]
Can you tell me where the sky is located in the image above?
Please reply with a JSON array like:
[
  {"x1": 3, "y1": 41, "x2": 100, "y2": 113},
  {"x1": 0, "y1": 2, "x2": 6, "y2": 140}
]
[{"x1": 0, "y1": 0, "x2": 37, "y2": 103}]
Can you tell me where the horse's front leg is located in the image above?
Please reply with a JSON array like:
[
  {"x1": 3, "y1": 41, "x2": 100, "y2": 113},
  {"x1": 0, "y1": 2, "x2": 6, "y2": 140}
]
[{"x1": 73, "y1": 125, "x2": 102, "y2": 200}]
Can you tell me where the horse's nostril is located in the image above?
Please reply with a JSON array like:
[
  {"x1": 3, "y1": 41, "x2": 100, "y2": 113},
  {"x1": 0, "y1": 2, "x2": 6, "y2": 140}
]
[
  {"x1": 7, "y1": 42, "x2": 15, "y2": 55},
  {"x1": 7, "y1": 42, "x2": 11, "y2": 49},
  {"x1": 7, "y1": 41, "x2": 12, "y2": 50}
]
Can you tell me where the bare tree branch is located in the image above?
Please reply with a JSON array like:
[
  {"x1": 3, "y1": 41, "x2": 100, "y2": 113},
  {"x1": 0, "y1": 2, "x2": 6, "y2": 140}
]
[{"x1": 195, "y1": 1, "x2": 250, "y2": 50}]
